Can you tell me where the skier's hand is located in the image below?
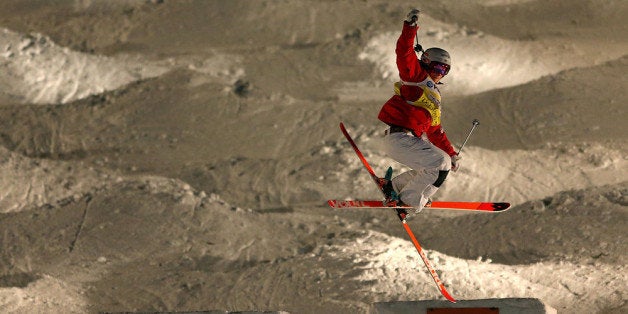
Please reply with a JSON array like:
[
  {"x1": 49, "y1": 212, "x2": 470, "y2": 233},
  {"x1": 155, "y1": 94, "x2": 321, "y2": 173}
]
[
  {"x1": 451, "y1": 155, "x2": 461, "y2": 172},
  {"x1": 405, "y1": 8, "x2": 420, "y2": 26}
]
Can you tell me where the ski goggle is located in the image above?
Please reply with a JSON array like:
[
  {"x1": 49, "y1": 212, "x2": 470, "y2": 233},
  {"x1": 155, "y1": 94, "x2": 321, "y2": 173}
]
[{"x1": 428, "y1": 62, "x2": 450, "y2": 76}]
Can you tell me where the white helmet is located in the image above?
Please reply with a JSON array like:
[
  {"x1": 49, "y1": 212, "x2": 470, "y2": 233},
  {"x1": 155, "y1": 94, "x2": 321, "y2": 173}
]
[{"x1": 421, "y1": 47, "x2": 451, "y2": 67}]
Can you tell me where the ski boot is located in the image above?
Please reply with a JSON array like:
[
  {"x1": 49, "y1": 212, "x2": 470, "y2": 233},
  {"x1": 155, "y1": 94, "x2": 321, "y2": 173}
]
[
  {"x1": 376, "y1": 167, "x2": 392, "y2": 192},
  {"x1": 378, "y1": 167, "x2": 398, "y2": 204},
  {"x1": 379, "y1": 167, "x2": 409, "y2": 219},
  {"x1": 408, "y1": 198, "x2": 431, "y2": 216},
  {"x1": 413, "y1": 184, "x2": 438, "y2": 214},
  {"x1": 425, "y1": 198, "x2": 432, "y2": 208}
]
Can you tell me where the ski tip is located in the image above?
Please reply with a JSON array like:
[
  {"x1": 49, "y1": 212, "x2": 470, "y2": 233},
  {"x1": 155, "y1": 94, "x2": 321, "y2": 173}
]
[
  {"x1": 441, "y1": 289, "x2": 457, "y2": 303},
  {"x1": 384, "y1": 166, "x2": 393, "y2": 180},
  {"x1": 493, "y1": 202, "x2": 511, "y2": 211}
]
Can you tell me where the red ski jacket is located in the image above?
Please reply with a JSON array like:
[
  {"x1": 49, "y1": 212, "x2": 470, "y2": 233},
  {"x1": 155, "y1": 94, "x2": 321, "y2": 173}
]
[{"x1": 378, "y1": 22, "x2": 457, "y2": 157}]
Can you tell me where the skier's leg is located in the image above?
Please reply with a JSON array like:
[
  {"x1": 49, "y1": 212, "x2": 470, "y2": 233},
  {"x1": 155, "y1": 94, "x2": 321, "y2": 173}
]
[
  {"x1": 397, "y1": 172, "x2": 440, "y2": 210},
  {"x1": 383, "y1": 132, "x2": 452, "y2": 170},
  {"x1": 383, "y1": 132, "x2": 451, "y2": 211},
  {"x1": 391, "y1": 170, "x2": 416, "y2": 194}
]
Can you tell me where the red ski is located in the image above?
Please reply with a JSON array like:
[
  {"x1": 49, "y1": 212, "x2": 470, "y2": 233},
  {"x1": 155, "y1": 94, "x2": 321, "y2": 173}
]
[
  {"x1": 339, "y1": 122, "x2": 456, "y2": 303},
  {"x1": 327, "y1": 199, "x2": 510, "y2": 212}
]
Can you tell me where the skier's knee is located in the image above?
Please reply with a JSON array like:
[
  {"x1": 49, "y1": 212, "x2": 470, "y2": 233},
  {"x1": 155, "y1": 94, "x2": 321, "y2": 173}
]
[
  {"x1": 435, "y1": 153, "x2": 452, "y2": 171},
  {"x1": 433, "y1": 170, "x2": 449, "y2": 187}
]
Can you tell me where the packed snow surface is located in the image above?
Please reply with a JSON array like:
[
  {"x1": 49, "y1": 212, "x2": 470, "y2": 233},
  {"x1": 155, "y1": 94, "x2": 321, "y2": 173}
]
[{"x1": 0, "y1": 1, "x2": 626, "y2": 313}]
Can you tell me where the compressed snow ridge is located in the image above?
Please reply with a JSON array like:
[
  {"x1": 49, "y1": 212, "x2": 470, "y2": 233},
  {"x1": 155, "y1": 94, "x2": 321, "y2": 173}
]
[
  {"x1": 330, "y1": 131, "x2": 627, "y2": 205},
  {"x1": 0, "y1": 146, "x2": 109, "y2": 212},
  {"x1": 0, "y1": 28, "x2": 169, "y2": 104},
  {"x1": 438, "y1": 144, "x2": 627, "y2": 205},
  {"x1": 0, "y1": 146, "x2": 215, "y2": 213},
  {"x1": 334, "y1": 230, "x2": 625, "y2": 312},
  {"x1": 358, "y1": 15, "x2": 622, "y2": 96},
  {"x1": 0, "y1": 275, "x2": 87, "y2": 313}
]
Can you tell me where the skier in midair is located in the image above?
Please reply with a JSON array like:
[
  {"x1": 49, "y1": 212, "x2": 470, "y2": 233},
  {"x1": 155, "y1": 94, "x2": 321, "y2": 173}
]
[{"x1": 378, "y1": 8, "x2": 460, "y2": 214}]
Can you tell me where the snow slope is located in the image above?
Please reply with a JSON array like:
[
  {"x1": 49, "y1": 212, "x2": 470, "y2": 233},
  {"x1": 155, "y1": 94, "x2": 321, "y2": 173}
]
[
  {"x1": 0, "y1": 1, "x2": 626, "y2": 313},
  {"x1": 359, "y1": 14, "x2": 627, "y2": 96},
  {"x1": 0, "y1": 28, "x2": 168, "y2": 104}
]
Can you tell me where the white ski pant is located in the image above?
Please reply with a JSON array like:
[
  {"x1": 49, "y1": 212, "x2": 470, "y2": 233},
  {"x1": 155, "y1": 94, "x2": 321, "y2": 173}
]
[{"x1": 382, "y1": 132, "x2": 452, "y2": 208}]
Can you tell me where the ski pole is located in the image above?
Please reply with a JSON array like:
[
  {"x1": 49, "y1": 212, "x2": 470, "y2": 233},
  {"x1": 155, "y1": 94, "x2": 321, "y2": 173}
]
[
  {"x1": 411, "y1": 14, "x2": 423, "y2": 53},
  {"x1": 414, "y1": 33, "x2": 423, "y2": 53},
  {"x1": 457, "y1": 119, "x2": 480, "y2": 155}
]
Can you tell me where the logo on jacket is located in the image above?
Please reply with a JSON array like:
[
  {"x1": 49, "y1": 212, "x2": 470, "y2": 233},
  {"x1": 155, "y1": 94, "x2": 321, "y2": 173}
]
[{"x1": 427, "y1": 81, "x2": 434, "y2": 88}]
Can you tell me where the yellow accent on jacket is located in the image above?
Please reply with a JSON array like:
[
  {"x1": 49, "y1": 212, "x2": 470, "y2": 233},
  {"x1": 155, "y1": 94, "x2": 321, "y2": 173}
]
[{"x1": 394, "y1": 78, "x2": 441, "y2": 126}]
